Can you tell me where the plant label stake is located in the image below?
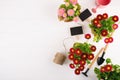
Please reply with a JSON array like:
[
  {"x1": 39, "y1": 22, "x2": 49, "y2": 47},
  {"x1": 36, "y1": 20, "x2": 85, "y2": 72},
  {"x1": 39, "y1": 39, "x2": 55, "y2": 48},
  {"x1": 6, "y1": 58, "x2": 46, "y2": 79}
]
[
  {"x1": 79, "y1": 9, "x2": 92, "y2": 22},
  {"x1": 82, "y1": 48, "x2": 104, "y2": 77}
]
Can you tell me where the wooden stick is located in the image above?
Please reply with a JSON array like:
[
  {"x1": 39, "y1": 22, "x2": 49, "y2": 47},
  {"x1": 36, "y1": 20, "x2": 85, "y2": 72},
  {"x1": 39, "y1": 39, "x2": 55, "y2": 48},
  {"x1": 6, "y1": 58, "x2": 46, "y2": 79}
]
[
  {"x1": 75, "y1": 35, "x2": 80, "y2": 40},
  {"x1": 88, "y1": 48, "x2": 104, "y2": 68}
]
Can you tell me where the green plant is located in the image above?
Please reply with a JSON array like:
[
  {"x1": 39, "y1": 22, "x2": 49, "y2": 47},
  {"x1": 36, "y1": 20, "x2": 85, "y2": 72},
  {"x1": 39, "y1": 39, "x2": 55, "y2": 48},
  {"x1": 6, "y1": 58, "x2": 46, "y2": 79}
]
[
  {"x1": 68, "y1": 42, "x2": 96, "y2": 75},
  {"x1": 58, "y1": 0, "x2": 81, "y2": 22},
  {"x1": 89, "y1": 13, "x2": 119, "y2": 42},
  {"x1": 94, "y1": 58, "x2": 120, "y2": 80}
]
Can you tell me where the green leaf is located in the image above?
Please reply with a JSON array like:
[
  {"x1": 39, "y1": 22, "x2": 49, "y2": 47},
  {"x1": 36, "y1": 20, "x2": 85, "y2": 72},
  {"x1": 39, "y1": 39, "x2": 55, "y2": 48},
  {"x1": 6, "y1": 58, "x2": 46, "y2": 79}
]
[
  {"x1": 64, "y1": 0, "x2": 69, "y2": 2},
  {"x1": 94, "y1": 67, "x2": 100, "y2": 74},
  {"x1": 67, "y1": 3, "x2": 74, "y2": 9},
  {"x1": 86, "y1": 59, "x2": 91, "y2": 64},
  {"x1": 60, "y1": 4, "x2": 66, "y2": 9},
  {"x1": 106, "y1": 58, "x2": 112, "y2": 64},
  {"x1": 73, "y1": 42, "x2": 92, "y2": 53}
]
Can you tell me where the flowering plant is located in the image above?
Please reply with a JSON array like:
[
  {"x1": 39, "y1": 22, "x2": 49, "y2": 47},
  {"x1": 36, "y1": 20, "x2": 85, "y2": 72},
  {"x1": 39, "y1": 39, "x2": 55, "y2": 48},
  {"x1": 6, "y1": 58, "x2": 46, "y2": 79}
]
[
  {"x1": 58, "y1": 0, "x2": 81, "y2": 22},
  {"x1": 94, "y1": 58, "x2": 120, "y2": 80},
  {"x1": 68, "y1": 42, "x2": 96, "y2": 75},
  {"x1": 89, "y1": 13, "x2": 119, "y2": 42}
]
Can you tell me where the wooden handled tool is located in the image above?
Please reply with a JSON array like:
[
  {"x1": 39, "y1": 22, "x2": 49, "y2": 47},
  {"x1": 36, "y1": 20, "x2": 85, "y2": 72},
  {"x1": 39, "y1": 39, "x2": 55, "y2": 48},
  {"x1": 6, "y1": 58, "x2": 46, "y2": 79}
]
[
  {"x1": 97, "y1": 32, "x2": 114, "y2": 65},
  {"x1": 82, "y1": 48, "x2": 104, "y2": 77}
]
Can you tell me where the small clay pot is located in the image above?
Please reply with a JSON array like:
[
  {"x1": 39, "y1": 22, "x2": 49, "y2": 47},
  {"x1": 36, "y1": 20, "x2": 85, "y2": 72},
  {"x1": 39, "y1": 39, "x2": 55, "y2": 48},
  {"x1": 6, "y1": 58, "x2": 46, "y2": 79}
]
[{"x1": 53, "y1": 52, "x2": 66, "y2": 65}]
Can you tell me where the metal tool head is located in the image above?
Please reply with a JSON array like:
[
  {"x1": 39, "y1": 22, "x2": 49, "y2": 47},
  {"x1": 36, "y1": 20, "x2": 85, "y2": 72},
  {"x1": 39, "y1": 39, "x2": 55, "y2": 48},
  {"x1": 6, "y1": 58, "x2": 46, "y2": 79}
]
[{"x1": 97, "y1": 57, "x2": 105, "y2": 65}]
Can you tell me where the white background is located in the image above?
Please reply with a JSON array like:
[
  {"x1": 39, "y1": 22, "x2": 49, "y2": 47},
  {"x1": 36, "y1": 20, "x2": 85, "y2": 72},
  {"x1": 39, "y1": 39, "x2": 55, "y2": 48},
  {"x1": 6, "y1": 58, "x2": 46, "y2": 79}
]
[{"x1": 0, "y1": 0, "x2": 120, "y2": 80}]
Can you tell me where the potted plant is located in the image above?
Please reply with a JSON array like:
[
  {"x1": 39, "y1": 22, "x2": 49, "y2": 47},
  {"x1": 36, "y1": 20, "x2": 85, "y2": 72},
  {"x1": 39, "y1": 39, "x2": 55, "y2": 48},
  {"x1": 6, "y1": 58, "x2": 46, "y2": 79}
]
[
  {"x1": 94, "y1": 58, "x2": 120, "y2": 80},
  {"x1": 58, "y1": 0, "x2": 81, "y2": 22},
  {"x1": 68, "y1": 34, "x2": 97, "y2": 75},
  {"x1": 89, "y1": 13, "x2": 119, "y2": 42}
]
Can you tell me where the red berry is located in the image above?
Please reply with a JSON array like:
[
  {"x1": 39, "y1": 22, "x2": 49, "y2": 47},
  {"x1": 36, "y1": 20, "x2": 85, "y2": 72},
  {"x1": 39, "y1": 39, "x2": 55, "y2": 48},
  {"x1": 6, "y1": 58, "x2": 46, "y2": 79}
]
[
  {"x1": 70, "y1": 48, "x2": 75, "y2": 53},
  {"x1": 112, "y1": 24, "x2": 118, "y2": 30},
  {"x1": 109, "y1": 37, "x2": 113, "y2": 43},
  {"x1": 97, "y1": 14, "x2": 103, "y2": 20},
  {"x1": 103, "y1": 13, "x2": 108, "y2": 19},
  {"x1": 75, "y1": 49, "x2": 82, "y2": 55},
  {"x1": 87, "y1": 54, "x2": 94, "y2": 60},
  {"x1": 100, "y1": 67, "x2": 105, "y2": 72},
  {"x1": 101, "y1": 29, "x2": 108, "y2": 37},
  {"x1": 85, "y1": 34, "x2": 91, "y2": 39},
  {"x1": 74, "y1": 69, "x2": 80, "y2": 75},
  {"x1": 93, "y1": 19, "x2": 99, "y2": 25},
  {"x1": 105, "y1": 65, "x2": 112, "y2": 72},
  {"x1": 79, "y1": 59, "x2": 86, "y2": 65},
  {"x1": 68, "y1": 54, "x2": 74, "y2": 60},
  {"x1": 81, "y1": 53, "x2": 88, "y2": 60},
  {"x1": 90, "y1": 45, "x2": 96, "y2": 52},
  {"x1": 112, "y1": 15, "x2": 119, "y2": 22},
  {"x1": 79, "y1": 65, "x2": 84, "y2": 71},
  {"x1": 69, "y1": 63, "x2": 75, "y2": 69},
  {"x1": 73, "y1": 59, "x2": 79, "y2": 64},
  {"x1": 104, "y1": 38, "x2": 109, "y2": 44}
]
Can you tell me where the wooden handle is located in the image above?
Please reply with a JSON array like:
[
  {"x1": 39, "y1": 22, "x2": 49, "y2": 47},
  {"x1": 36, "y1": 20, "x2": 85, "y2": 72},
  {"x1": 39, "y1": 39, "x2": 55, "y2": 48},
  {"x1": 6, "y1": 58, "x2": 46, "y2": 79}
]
[
  {"x1": 104, "y1": 44, "x2": 109, "y2": 52},
  {"x1": 75, "y1": 35, "x2": 80, "y2": 40},
  {"x1": 88, "y1": 48, "x2": 104, "y2": 68},
  {"x1": 86, "y1": 18, "x2": 91, "y2": 22}
]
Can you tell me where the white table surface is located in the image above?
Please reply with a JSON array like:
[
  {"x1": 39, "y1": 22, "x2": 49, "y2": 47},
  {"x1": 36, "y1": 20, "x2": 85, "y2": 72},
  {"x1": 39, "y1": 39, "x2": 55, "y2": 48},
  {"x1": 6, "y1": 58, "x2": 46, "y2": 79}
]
[{"x1": 0, "y1": 0, "x2": 120, "y2": 80}]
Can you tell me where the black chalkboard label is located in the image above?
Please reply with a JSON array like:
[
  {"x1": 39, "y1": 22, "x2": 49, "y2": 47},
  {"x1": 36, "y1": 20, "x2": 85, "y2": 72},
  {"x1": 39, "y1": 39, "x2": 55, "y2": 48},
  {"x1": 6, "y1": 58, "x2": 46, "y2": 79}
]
[
  {"x1": 70, "y1": 26, "x2": 83, "y2": 36},
  {"x1": 79, "y1": 9, "x2": 92, "y2": 21}
]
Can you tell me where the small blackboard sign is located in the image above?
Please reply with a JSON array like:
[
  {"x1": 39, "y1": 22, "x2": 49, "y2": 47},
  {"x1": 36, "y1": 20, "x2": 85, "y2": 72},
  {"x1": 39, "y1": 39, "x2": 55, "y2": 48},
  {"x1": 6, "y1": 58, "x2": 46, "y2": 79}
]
[
  {"x1": 70, "y1": 26, "x2": 83, "y2": 36},
  {"x1": 79, "y1": 9, "x2": 92, "y2": 21}
]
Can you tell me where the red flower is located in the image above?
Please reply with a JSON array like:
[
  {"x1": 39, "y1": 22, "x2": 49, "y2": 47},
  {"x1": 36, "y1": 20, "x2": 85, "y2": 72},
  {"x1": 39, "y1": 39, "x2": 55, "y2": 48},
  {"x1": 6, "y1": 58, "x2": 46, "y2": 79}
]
[
  {"x1": 90, "y1": 45, "x2": 96, "y2": 52},
  {"x1": 100, "y1": 67, "x2": 105, "y2": 72},
  {"x1": 68, "y1": 54, "x2": 74, "y2": 60},
  {"x1": 85, "y1": 34, "x2": 91, "y2": 39},
  {"x1": 79, "y1": 59, "x2": 86, "y2": 65},
  {"x1": 109, "y1": 37, "x2": 113, "y2": 43},
  {"x1": 105, "y1": 65, "x2": 112, "y2": 72},
  {"x1": 74, "y1": 69, "x2": 80, "y2": 75},
  {"x1": 81, "y1": 53, "x2": 88, "y2": 59},
  {"x1": 104, "y1": 38, "x2": 109, "y2": 44},
  {"x1": 69, "y1": 63, "x2": 75, "y2": 69},
  {"x1": 79, "y1": 65, "x2": 84, "y2": 71},
  {"x1": 73, "y1": 59, "x2": 79, "y2": 64},
  {"x1": 112, "y1": 15, "x2": 119, "y2": 22},
  {"x1": 93, "y1": 19, "x2": 99, "y2": 25},
  {"x1": 101, "y1": 29, "x2": 108, "y2": 36},
  {"x1": 112, "y1": 24, "x2": 118, "y2": 30},
  {"x1": 97, "y1": 14, "x2": 103, "y2": 20},
  {"x1": 96, "y1": 23, "x2": 102, "y2": 28},
  {"x1": 70, "y1": 48, "x2": 75, "y2": 53},
  {"x1": 87, "y1": 54, "x2": 94, "y2": 60},
  {"x1": 75, "y1": 49, "x2": 82, "y2": 55},
  {"x1": 102, "y1": 13, "x2": 108, "y2": 19}
]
